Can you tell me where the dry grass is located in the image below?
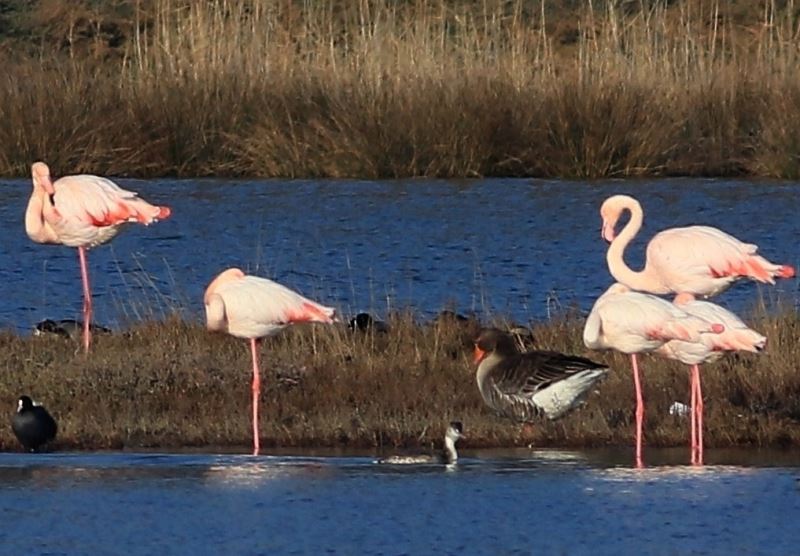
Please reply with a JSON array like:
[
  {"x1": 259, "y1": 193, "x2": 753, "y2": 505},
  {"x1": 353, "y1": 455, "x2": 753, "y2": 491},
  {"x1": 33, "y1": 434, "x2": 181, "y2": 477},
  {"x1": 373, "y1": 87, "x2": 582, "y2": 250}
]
[
  {"x1": 1, "y1": 310, "x2": 799, "y2": 452},
  {"x1": 2, "y1": 0, "x2": 800, "y2": 178}
]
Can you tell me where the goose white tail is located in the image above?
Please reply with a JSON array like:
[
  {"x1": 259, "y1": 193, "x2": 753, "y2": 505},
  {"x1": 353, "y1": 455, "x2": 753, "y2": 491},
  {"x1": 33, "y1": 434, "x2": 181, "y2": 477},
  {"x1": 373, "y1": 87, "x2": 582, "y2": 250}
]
[{"x1": 533, "y1": 368, "x2": 608, "y2": 420}]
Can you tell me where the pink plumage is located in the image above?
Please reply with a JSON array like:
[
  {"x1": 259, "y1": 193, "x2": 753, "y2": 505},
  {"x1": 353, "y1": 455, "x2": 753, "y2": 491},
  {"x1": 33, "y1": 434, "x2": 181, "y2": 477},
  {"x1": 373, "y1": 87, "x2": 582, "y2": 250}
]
[
  {"x1": 601, "y1": 194, "x2": 795, "y2": 297},
  {"x1": 204, "y1": 267, "x2": 336, "y2": 455},
  {"x1": 655, "y1": 293, "x2": 766, "y2": 465},
  {"x1": 204, "y1": 268, "x2": 336, "y2": 339},
  {"x1": 583, "y1": 283, "x2": 725, "y2": 467},
  {"x1": 24, "y1": 161, "x2": 171, "y2": 352},
  {"x1": 26, "y1": 161, "x2": 170, "y2": 248},
  {"x1": 656, "y1": 294, "x2": 766, "y2": 365},
  {"x1": 583, "y1": 283, "x2": 723, "y2": 354}
]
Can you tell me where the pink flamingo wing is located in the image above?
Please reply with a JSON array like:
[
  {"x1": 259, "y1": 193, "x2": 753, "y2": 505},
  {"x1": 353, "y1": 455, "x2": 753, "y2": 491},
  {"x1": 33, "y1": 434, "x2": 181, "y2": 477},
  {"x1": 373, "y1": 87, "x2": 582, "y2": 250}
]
[
  {"x1": 215, "y1": 276, "x2": 334, "y2": 338},
  {"x1": 680, "y1": 300, "x2": 766, "y2": 352},
  {"x1": 54, "y1": 175, "x2": 168, "y2": 227},
  {"x1": 648, "y1": 226, "x2": 751, "y2": 280}
]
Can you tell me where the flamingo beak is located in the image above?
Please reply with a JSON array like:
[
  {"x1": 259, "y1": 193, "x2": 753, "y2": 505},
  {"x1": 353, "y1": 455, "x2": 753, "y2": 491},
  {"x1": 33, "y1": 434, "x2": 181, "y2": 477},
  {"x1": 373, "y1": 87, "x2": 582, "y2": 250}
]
[
  {"x1": 601, "y1": 220, "x2": 616, "y2": 242},
  {"x1": 473, "y1": 345, "x2": 486, "y2": 364}
]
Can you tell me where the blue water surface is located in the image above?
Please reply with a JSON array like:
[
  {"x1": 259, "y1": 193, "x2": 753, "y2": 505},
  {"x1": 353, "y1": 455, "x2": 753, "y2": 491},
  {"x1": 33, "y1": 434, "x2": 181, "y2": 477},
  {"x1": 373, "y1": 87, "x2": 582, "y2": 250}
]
[
  {"x1": 1, "y1": 449, "x2": 798, "y2": 555},
  {"x1": 2, "y1": 177, "x2": 797, "y2": 331}
]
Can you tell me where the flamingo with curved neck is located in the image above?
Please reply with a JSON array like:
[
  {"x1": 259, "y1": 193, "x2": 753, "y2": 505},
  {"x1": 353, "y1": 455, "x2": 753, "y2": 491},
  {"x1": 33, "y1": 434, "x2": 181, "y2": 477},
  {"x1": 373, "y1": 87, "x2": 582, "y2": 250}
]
[
  {"x1": 25, "y1": 162, "x2": 171, "y2": 353},
  {"x1": 601, "y1": 195, "x2": 794, "y2": 298}
]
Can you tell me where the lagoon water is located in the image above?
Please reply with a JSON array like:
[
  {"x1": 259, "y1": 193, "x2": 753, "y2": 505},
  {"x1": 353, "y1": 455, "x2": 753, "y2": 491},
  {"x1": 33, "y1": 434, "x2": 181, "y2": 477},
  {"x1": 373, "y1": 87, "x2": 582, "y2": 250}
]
[
  {"x1": 2, "y1": 449, "x2": 800, "y2": 555},
  {"x1": 1, "y1": 177, "x2": 797, "y2": 331},
  {"x1": 2, "y1": 178, "x2": 800, "y2": 554}
]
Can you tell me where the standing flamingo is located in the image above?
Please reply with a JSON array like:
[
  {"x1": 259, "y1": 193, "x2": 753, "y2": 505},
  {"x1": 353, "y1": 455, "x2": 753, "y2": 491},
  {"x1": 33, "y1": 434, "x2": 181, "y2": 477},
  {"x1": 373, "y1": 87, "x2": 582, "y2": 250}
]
[
  {"x1": 655, "y1": 293, "x2": 766, "y2": 465},
  {"x1": 24, "y1": 162, "x2": 171, "y2": 352},
  {"x1": 600, "y1": 194, "x2": 794, "y2": 297},
  {"x1": 583, "y1": 283, "x2": 724, "y2": 467},
  {"x1": 204, "y1": 268, "x2": 337, "y2": 456}
]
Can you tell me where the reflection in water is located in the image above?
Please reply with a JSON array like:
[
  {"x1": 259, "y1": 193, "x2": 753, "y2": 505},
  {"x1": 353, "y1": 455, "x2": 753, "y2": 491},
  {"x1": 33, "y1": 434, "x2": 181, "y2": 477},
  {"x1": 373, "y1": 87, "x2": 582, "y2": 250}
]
[
  {"x1": 592, "y1": 464, "x2": 759, "y2": 483},
  {"x1": 204, "y1": 460, "x2": 336, "y2": 486},
  {"x1": 0, "y1": 450, "x2": 799, "y2": 554}
]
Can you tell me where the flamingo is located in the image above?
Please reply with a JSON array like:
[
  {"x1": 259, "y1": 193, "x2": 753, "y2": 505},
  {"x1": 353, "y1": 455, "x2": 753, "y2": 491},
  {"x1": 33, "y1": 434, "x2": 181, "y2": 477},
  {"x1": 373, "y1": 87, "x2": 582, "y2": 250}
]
[
  {"x1": 655, "y1": 293, "x2": 766, "y2": 465},
  {"x1": 24, "y1": 162, "x2": 171, "y2": 353},
  {"x1": 583, "y1": 283, "x2": 725, "y2": 467},
  {"x1": 601, "y1": 194, "x2": 795, "y2": 297},
  {"x1": 204, "y1": 267, "x2": 337, "y2": 456}
]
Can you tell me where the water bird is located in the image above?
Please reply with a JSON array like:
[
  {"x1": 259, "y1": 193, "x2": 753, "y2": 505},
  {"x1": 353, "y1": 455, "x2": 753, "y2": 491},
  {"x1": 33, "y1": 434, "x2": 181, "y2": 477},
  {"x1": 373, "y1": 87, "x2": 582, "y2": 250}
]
[
  {"x1": 24, "y1": 162, "x2": 170, "y2": 353},
  {"x1": 348, "y1": 312, "x2": 389, "y2": 334},
  {"x1": 473, "y1": 328, "x2": 608, "y2": 423},
  {"x1": 34, "y1": 319, "x2": 112, "y2": 342},
  {"x1": 583, "y1": 283, "x2": 724, "y2": 467},
  {"x1": 376, "y1": 422, "x2": 465, "y2": 465},
  {"x1": 204, "y1": 267, "x2": 336, "y2": 456},
  {"x1": 655, "y1": 293, "x2": 766, "y2": 464},
  {"x1": 12, "y1": 395, "x2": 57, "y2": 452},
  {"x1": 601, "y1": 194, "x2": 794, "y2": 297},
  {"x1": 434, "y1": 309, "x2": 470, "y2": 323}
]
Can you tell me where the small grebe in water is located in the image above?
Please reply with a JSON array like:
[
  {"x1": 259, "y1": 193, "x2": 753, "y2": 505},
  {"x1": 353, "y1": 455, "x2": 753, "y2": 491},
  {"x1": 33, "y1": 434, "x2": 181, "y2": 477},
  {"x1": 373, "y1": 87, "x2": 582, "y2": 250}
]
[{"x1": 377, "y1": 422, "x2": 464, "y2": 465}]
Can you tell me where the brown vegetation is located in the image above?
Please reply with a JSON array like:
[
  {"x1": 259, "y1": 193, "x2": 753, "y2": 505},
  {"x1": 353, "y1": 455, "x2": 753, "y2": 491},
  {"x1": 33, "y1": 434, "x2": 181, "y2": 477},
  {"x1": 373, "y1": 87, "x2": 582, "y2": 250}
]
[
  {"x1": 2, "y1": 0, "x2": 800, "y2": 178},
  {"x1": 1, "y1": 310, "x2": 799, "y2": 452}
]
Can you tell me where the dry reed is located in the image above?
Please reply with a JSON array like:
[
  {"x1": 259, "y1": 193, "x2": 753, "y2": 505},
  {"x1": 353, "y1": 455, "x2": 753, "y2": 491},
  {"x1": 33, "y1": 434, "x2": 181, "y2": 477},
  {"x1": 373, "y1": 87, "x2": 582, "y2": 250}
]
[
  {"x1": 1, "y1": 309, "x2": 799, "y2": 452},
  {"x1": 2, "y1": 0, "x2": 800, "y2": 178}
]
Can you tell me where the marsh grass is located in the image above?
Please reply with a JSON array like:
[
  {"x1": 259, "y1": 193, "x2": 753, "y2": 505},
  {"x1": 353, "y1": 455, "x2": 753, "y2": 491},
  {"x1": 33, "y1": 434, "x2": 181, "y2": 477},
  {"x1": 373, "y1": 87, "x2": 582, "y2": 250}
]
[
  {"x1": 1, "y1": 308, "x2": 799, "y2": 452},
  {"x1": 3, "y1": 0, "x2": 800, "y2": 178}
]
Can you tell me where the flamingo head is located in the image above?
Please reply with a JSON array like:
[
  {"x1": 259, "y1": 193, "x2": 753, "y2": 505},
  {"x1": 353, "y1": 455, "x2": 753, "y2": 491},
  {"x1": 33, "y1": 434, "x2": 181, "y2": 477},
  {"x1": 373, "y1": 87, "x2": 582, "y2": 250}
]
[
  {"x1": 31, "y1": 162, "x2": 56, "y2": 195},
  {"x1": 600, "y1": 194, "x2": 639, "y2": 243},
  {"x1": 673, "y1": 292, "x2": 696, "y2": 306},
  {"x1": 204, "y1": 268, "x2": 246, "y2": 305}
]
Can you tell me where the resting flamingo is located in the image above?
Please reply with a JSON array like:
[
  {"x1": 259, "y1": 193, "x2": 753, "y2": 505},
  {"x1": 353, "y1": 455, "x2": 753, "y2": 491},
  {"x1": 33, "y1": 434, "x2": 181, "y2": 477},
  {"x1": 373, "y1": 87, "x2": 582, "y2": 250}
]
[
  {"x1": 655, "y1": 294, "x2": 766, "y2": 465},
  {"x1": 601, "y1": 194, "x2": 795, "y2": 297},
  {"x1": 24, "y1": 162, "x2": 171, "y2": 353},
  {"x1": 583, "y1": 283, "x2": 724, "y2": 467},
  {"x1": 204, "y1": 268, "x2": 337, "y2": 456}
]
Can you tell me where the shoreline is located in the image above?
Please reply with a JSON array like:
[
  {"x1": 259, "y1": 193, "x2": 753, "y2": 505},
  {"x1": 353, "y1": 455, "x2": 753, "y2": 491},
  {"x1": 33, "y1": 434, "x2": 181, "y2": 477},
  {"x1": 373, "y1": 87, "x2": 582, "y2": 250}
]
[{"x1": 2, "y1": 314, "x2": 799, "y2": 452}]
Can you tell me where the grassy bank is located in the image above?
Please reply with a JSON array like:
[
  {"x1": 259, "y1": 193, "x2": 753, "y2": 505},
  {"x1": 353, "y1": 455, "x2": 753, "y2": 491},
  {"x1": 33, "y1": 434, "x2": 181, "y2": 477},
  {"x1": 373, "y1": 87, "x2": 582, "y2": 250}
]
[
  {"x1": 3, "y1": 0, "x2": 800, "y2": 178},
  {"x1": 1, "y1": 310, "x2": 799, "y2": 453}
]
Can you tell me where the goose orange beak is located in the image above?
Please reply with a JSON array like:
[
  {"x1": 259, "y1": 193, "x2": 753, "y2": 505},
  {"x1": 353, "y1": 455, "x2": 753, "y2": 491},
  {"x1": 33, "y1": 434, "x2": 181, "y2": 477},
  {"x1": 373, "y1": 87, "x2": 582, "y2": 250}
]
[{"x1": 473, "y1": 345, "x2": 486, "y2": 364}]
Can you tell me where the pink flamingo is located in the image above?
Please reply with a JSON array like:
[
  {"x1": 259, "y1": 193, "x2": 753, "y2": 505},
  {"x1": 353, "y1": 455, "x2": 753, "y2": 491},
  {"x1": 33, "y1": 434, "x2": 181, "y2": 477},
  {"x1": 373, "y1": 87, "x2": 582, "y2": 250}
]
[
  {"x1": 656, "y1": 293, "x2": 766, "y2": 465},
  {"x1": 24, "y1": 162, "x2": 171, "y2": 353},
  {"x1": 583, "y1": 283, "x2": 724, "y2": 467},
  {"x1": 601, "y1": 194, "x2": 795, "y2": 297},
  {"x1": 204, "y1": 268, "x2": 337, "y2": 456}
]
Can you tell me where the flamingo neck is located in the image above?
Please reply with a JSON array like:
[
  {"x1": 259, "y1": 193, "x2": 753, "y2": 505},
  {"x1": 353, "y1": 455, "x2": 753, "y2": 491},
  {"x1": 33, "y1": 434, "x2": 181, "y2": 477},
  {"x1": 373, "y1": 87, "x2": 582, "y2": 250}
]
[
  {"x1": 606, "y1": 201, "x2": 669, "y2": 294},
  {"x1": 24, "y1": 188, "x2": 58, "y2": 244}
]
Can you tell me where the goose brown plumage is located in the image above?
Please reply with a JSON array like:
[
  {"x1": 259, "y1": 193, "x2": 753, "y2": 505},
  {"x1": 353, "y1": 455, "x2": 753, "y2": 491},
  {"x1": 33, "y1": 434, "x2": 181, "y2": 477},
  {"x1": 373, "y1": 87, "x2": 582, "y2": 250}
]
[{"x1": 473, "y1": 328, "x2": 608, "y2": 422}]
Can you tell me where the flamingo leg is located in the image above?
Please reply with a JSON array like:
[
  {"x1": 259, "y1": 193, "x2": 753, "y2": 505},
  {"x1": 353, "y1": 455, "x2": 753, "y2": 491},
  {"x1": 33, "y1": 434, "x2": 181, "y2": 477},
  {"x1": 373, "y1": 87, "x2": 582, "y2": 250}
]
[
  {"x1": 693, "y1": 364, "x2": 704, "y2": 465},
  {"x1": 631, "y1": 353, "x2": 644, "y2": 468},
  {"x1": 77, "y1": 246, "x2": 92, "y2": 353},
  {"x1": 690, "y1": 366, "x2": 697, "y2": 464},
  {"x1": 250, "y1": 338, "x2": 261, "y2": 456}
]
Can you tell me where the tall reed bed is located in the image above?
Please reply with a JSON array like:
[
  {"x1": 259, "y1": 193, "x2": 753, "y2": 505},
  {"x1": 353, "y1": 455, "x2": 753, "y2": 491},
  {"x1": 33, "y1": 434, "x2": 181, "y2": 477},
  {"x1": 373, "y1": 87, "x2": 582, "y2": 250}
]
[
  {"x1": 1, "y1": 309, "x2": 799, "y2": 451},
  {"x1": 2, "y1": 0, "x2": 800, "y2": 178}
]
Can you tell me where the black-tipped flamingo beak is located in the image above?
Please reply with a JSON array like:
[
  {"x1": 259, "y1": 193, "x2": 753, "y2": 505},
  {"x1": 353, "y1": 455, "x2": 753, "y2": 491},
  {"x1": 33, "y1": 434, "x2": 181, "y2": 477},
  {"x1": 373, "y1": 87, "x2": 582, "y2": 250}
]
[{"x1": 601, "y1": 221, "x2": 615, "y2": 242}]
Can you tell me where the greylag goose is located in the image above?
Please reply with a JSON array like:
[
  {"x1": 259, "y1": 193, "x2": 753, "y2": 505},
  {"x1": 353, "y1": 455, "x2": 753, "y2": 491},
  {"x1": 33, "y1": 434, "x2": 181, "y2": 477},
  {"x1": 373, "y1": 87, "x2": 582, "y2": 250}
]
[{"x1": 474, "y1": 328, "x2": 608, "y2": 422}]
